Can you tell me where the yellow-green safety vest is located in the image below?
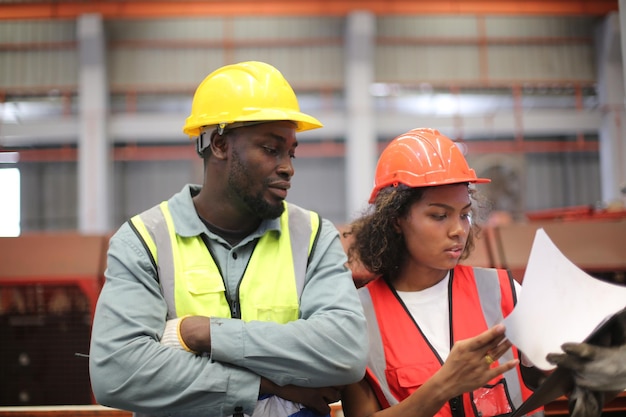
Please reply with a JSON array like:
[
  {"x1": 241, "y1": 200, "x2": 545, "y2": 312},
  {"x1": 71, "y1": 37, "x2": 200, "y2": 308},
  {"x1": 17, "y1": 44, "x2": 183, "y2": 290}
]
[{"x1": 129, "y1": 201, "x2": 321, "y2": 324}]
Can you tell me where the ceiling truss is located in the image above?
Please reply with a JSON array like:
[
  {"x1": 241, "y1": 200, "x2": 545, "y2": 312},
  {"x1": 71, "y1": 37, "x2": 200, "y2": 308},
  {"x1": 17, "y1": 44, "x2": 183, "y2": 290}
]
[{"x1": 0, "y1": 0, "x2": 618, "y2": 20}]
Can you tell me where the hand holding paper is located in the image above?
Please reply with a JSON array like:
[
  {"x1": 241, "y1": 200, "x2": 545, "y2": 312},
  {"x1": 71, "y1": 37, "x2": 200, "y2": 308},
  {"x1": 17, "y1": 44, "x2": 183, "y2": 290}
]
[{"x1": 502, "y1": 228, "x2": 626, "y2": 371}]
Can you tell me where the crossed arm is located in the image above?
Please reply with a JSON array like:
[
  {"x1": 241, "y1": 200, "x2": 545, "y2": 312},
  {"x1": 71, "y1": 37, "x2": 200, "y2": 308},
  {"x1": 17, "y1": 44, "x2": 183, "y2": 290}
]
[{"x1": 90, "y1": 222, "x2": 367, "y2": 416}]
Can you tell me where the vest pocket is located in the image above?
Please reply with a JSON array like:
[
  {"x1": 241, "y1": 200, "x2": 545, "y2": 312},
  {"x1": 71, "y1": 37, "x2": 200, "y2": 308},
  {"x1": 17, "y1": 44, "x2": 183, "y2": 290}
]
[
  {"x1": 183, "y1": 270, "x2": 230, "y2": 316},
  {"x1": 185, "y1": 270, "x2": 225, "y2": 294},
  {"x1": 252, "y1": 305, "x2": 299, "y2": 323},
  {"x1": 387, "y1": 361, "x2": 440, "y2": 390}
]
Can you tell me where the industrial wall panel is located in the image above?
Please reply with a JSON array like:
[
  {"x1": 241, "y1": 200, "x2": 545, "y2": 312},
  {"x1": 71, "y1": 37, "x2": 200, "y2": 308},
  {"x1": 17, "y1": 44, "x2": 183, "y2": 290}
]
[
  {"x1": 485, "y1": 16, "x2": 594, "y2": 38},
  {"x1": 374, "y1": 15, "x2": 596, "y2": 85},
  {"x1": 233, "y1": 46, "x2": 344, "y2": 86},
  {"x1": 105, "y1": 16, "x2": 344, "y2": 90},
  {"x1": 529, "y1": 154, "x2": 567, "y2": 210},
  {"x1": 375, "y1": 45, "x2": 481, "y2": 83},
  {"x1": 16, "y1": 163, "x2": 43, "y2": 231},
  {"x1": 18, "y1": 162, "x2": 78, "y2": 231},
  {"x1": 487, "y1": 44, "x2": 595, "y2": 82},
  {"x1": 377, "y1": 15, "x2": 479, "y2": 37},
  {"x1": 42, "y1": 162, "x2": 78, "y2": 230},
  {"x1": 106, "y1": 18, "x2": 224, "y2": 41},
  {"x1": 0, "y1": 20, "x2": 76, "y2": 42},
  {"x1": 525, "y1": 152, "x2": 601, "y2": 212},
  {"x1": 0, "y1": 50, "x2": 78, "y2": 89},
  {"x1": 561, "y1": 151, "x2": 603, "y2": 207},
  {"x1": 233, "y1": 16, "x2": 343, "y2": 39},
  {"x1": 288, "y1": 156, "x2": 346, "y2": 225},
  {"x1": 109, "y1": 48, "x2": 224, "y2": 90},
  {"x1": 112, "y1": 159, "x2": 200, "y2": 227}
]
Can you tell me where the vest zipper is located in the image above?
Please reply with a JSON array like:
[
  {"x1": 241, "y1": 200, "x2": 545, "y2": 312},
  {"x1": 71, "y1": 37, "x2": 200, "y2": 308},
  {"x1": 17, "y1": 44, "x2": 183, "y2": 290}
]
[
  {"x1": 230, "y1": 241, "x2": 256, "y2": 320},
  {"x1": 230, "y1": 298, "x2": 240, "y2": 318},
  {"x1": 200, "y1": 234, "x2": 241, "y2": 319},
  {"x1": 231, "y1": 271, "x2": 245, "y2": 319}
]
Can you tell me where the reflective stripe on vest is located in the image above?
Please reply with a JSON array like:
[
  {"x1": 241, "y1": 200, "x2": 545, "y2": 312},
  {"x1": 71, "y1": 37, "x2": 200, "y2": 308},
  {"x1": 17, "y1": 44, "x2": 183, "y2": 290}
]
[
  {"x1": 130, "y1": 201, "x2": 320, "y2": 322},
  {"x1": 360, "y1": 265, "x2": 537, "y2": 417}
]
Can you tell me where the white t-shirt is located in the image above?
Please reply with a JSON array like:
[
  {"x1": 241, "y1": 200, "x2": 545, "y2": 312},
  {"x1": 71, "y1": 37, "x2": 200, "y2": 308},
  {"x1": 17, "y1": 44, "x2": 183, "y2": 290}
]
[
  {"x1": 397, "y1": 272, "x2": 452, "y2": 361},
  {"x1": 397, "y1": 271, "x2": 522, "y2": 362}
]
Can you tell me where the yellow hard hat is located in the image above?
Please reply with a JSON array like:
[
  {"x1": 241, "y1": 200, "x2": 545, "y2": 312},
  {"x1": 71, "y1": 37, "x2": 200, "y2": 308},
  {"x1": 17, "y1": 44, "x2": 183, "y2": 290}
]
[{"x1": 183, "y1": 61, "x2": 323, "y2": 138}]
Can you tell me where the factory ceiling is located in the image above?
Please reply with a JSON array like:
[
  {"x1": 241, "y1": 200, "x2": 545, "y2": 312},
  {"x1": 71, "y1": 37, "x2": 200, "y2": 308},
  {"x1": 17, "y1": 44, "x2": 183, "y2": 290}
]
[{"x1": 0, "y1": 0, "x2": 618, "y2": 20}]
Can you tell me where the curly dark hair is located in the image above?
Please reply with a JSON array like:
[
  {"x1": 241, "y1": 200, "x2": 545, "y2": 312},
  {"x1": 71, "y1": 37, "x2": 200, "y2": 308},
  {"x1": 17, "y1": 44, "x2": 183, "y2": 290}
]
[{"x1": 346, "y1": 184, "x2": 484, "y2": 281}]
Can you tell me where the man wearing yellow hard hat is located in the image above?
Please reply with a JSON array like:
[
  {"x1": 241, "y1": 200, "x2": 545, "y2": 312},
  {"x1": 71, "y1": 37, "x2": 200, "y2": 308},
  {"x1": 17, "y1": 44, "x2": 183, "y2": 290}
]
[{"x1": 89, "y1": 61, "x2": 368, "y2": 417}]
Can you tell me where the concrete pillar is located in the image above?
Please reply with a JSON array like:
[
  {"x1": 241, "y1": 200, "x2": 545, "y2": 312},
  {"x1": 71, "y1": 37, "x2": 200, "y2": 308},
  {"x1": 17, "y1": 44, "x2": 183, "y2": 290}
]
[
  {"x1": 344, "y1": 11, "x2": 377, "y2": 221},
  {"x1": 597, "y1": 9, "x2": 626, "y2": 207},
  {"x1": 77, "y1": 14, "x2": 112, "y2": 233}
]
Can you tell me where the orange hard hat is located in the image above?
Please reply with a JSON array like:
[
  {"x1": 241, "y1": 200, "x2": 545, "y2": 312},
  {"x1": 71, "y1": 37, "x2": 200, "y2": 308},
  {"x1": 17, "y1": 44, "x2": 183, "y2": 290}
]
[{"x1": 369, "y1": 128, "x2": 490, "y2": 203}]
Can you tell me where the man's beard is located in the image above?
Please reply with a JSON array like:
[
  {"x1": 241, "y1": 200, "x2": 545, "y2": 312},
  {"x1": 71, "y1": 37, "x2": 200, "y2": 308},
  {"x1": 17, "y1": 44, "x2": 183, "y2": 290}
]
[{"x1": 228, "y1": 149, "x2": 285, "y2": 220}]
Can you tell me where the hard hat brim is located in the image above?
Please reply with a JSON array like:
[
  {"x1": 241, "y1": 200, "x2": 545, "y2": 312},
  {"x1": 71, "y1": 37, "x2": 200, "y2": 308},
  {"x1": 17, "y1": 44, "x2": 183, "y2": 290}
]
[
  {"x1": 368, "y1": 176, "x2": 491, "y2": 204},
  {"x1": 183, "y1": 109, "x2": 323, "y2": 138}
]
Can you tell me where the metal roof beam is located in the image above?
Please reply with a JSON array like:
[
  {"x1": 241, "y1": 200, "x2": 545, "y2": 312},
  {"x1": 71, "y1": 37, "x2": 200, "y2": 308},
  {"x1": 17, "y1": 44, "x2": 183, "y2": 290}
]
[
  {"x1": 0, "y1": 0, "x2": 618, "y2": 20},
  {"x1": 0, "y1": 108, "x2": 603, "y2": 148}
]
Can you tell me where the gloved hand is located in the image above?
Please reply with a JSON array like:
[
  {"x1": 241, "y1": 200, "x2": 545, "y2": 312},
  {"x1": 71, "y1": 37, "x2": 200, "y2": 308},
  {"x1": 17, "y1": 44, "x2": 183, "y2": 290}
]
[
  {"x1": 546, "y1": 342, "x2": 626, "y2": 391},
  {"x1": 567, "y1": 385, "x2": 603, "y2": 417},
  {"x1": 160, "y1": 316, "x2": 197, "y2": 353},
  {"x1": 160, "y1": 317, "x2": 184, "y2": 349}
]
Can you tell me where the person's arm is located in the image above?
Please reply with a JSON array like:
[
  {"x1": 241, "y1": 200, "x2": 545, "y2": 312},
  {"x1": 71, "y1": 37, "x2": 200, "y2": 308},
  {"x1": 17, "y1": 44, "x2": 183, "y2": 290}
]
[
  {"x1": 89, "y1": 224, "x2": 260, "y2": 416},
  {"x1": 341, "y1": 325, "x2": 519, "y2": 417},
  {"x1": 207, "y1": 219, "x2": 368, "y2": 387},
  {"x1": 161, "y1": 315, "x2": 345, "y2": 415},
  {"x1": 260, "y1": 378, "x2": 343, "y2": 415}
]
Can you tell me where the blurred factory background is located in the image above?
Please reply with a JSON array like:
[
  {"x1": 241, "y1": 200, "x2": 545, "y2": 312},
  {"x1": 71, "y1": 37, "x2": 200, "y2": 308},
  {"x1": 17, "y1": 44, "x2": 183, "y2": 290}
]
[
  {"x1": 0, "y1": 0, "x2": 625, "y2": 414},
  {"x1": 1, "y1": 0, "x2": 625, "y2": 234}
]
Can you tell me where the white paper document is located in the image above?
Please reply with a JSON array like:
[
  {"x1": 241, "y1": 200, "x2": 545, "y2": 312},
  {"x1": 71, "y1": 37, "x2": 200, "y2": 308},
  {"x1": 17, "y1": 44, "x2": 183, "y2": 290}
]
[{"x1": 503, "y1": 228, "x2": 626, "y2": 370}]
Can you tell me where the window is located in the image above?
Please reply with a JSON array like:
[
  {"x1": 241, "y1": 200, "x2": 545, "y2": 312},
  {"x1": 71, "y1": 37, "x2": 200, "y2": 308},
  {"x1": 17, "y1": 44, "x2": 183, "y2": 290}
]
[{"x1": 0, "y1": 167, "x2": 21, "y2": 237}]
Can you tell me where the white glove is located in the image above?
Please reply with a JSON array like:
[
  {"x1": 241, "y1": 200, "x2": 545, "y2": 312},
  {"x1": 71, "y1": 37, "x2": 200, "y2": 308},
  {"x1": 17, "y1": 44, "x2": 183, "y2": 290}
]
[{"x1": 160, "y1": 316, "x2": 197, "y2": 353}]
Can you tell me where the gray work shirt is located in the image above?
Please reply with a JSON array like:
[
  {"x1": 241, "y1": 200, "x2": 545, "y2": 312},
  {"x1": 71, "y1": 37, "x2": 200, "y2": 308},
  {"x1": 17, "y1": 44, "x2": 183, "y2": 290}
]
[{"x1": 89, "y1": 184, "x2": 368, "y2": 417}]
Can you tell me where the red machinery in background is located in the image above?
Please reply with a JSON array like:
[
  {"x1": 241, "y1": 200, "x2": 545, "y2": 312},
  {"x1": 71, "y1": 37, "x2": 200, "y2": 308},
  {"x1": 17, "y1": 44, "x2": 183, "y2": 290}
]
[
  {"x1": 482, "y1": 208, "x2": 626, "y2": 284},
  {"x1": 0, "y1": 233, "x2": 109, "y2": 406}
]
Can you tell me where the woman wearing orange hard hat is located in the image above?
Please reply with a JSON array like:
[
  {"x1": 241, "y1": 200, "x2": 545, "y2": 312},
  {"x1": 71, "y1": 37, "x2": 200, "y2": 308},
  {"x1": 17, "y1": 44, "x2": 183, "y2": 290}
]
[{"x1": 341, "y1": 128, "x2": 544, "y2": 417}]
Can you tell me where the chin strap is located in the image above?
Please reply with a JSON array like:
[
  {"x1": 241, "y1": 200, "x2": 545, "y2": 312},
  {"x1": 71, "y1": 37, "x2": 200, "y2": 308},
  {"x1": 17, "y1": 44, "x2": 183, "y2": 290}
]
[{"x1": 196, "y1": 132, "x2": 209, "y2": 157}]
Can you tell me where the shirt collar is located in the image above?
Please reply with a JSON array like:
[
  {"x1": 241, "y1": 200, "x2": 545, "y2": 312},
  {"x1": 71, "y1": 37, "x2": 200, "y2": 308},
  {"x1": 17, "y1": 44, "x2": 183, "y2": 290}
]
[{"x1": 167, "y1": 184, "x2": 283, "y2": 241}]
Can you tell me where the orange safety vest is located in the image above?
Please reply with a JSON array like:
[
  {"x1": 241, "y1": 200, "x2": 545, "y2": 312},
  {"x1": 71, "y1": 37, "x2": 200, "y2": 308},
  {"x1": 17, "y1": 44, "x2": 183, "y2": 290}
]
[{"x1": 359, "y1": 265, "x2": 543, "y2": 417}]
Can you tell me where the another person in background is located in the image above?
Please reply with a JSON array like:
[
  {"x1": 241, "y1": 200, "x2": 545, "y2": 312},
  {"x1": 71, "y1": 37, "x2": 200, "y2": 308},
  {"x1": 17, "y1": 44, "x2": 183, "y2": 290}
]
[
  {"x1": 341, "y1": 128, "x2": 543, "y2": 417},
  {"x1": 89, "y1": 61, "x2": 367, "y2": 417}
]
